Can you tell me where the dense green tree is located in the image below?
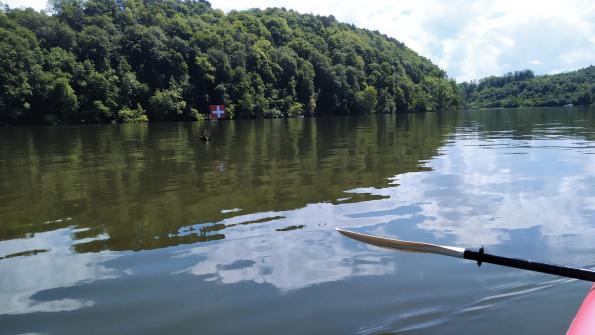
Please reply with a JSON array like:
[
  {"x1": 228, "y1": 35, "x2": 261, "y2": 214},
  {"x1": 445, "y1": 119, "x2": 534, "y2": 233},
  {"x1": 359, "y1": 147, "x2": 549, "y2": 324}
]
[
  {"x1": 356, "y1": 85, "x2": 377, "y2": 114},
  {"x1": 461, "y1": 67, "x2": 595, "y2": 109},
  {"x1": 148, "y1": 79, "x2": 186, "y2": 121},
  {"x1": 0, "y1": 1, "x2": 461, "y2": 125},
  {"x1": 0, "y1": 17, "x2": 37, "y2": 123},
  {"x1": 117, "y1": 103, "x2": 147, "y2": 123}
]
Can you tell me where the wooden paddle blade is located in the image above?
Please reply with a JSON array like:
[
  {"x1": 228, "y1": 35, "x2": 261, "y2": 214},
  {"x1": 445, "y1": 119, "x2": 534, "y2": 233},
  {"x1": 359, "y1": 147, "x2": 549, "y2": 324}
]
[{"x1": 336, "y1": 228, "x2": 465, "y2": 258}]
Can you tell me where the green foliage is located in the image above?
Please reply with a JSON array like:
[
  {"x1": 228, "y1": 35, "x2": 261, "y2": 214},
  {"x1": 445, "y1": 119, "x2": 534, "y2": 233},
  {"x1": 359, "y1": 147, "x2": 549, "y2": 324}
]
[
  {"x1": 0, "y1": 1, "x2": 461, "y2": 125},
  {"x1": 47, "y1": 0, "x2": 84, "y2": 14},
  {"x1": 117, "y1": 103, "x2": 148, "y2": 123},
  {"x1": 287, "y1": 102, "x2": 303, "y2": 117},
  {"x1": 356, "y1": 85, "x2": 378, "y2": 113},
  {"x1": 50, "y1": 77, "x2": 79, "y2": 120},
  {"x1": 148, "y1": 80, "x2": 186, "y2": 121},
  {"x1": 461, "y1": 68, "x2": 595, "y2": 109}
]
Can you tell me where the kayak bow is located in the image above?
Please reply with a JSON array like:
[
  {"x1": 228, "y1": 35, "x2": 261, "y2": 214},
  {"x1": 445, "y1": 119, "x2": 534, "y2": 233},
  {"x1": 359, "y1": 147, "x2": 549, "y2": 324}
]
[{"x1": 567, "y1": 284, "x2": 595, "y2": 335}]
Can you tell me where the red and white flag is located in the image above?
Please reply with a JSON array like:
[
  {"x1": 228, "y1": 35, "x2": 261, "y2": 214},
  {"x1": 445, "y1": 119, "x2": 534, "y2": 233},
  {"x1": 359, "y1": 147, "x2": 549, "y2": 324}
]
[{"x1": 210, "y1": 105, "x2": 226, "y2": 119}]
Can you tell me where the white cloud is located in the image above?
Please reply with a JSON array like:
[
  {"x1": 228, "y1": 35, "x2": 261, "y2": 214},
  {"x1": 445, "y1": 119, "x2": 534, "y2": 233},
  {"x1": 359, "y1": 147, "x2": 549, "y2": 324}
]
[
  {"x1": 4, "y1": 0, "x2": 45, "y2": 10},
  {"x1": 4, "y1": 0, "x2": 595, "y2": 81}
]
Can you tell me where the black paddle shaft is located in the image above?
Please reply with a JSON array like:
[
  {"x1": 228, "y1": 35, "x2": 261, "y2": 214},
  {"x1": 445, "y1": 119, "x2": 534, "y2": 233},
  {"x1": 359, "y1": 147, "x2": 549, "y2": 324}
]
[{"x1": 463, "y1": 248, "x2": 595, "y2": 282}]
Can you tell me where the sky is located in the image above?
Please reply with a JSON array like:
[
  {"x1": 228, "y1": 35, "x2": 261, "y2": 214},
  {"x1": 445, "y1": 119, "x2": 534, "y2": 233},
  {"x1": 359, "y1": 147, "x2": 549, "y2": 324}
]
[{"x1": 4, "y1": 0, "x2": 595, "y2": 81}]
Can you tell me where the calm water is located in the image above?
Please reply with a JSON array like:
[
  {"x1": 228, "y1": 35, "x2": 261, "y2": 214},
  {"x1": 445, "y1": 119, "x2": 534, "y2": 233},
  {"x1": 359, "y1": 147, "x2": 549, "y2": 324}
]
[{"x1": 1, "y1": 108, "x2": 595, "y2": 334}]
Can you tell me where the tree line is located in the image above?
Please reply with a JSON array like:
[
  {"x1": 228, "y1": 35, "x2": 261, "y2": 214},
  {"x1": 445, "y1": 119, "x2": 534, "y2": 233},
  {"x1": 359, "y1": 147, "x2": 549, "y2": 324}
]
[
  {"x1": 0, "y1": 0, "x2": 462, "y2": 125},
  {"x1": 460, "y1": 67, "x2": 595, "y2": 109}
]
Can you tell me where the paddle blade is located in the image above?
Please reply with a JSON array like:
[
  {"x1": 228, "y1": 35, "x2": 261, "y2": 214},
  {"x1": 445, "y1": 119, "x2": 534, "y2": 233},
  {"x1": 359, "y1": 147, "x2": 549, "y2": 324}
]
[{"x1": 336, "y1": 228, "x2": 465, "y2": 258}]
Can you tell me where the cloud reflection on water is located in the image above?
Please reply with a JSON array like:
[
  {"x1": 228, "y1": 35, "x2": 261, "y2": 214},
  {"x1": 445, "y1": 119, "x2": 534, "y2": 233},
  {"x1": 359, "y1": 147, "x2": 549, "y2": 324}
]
[
  {"x1": 418, "y1": 137, "x2": 595, "y2": 250},
  {"x1": 175, "y1": 132, "x2": 595, "y2": 290},
  {"x1": 2, "y1": 111, "x2": 595, "y2": 316},
  {"x1": 175, "y1": 231, "x2": 396, "y2": 291},
  {"x1": 173, "y1": 203, "x2": 400, "y2": 291},
  {"x1": 0, "y1": 227, "x2": 119, "y2": 315}
]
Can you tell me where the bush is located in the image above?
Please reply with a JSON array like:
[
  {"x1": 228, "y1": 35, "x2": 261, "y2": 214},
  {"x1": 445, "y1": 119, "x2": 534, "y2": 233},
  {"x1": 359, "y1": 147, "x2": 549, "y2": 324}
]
[
  {"x1": 117, "y1": 104, "x2": 148, "y2": 123},
  {"x1": 287, "y1": 102, "x2": 303, "y2": 117}
]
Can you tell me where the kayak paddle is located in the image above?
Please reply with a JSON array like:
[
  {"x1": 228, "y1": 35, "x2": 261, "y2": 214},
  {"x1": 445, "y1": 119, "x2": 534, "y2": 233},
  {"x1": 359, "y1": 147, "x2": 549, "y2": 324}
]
[
  {"x1": 337, "y1": 228, "x2": 595, "y2": 334},
  {"x1": 336, "y1": 228, "x2": 595, "y2": 282}
]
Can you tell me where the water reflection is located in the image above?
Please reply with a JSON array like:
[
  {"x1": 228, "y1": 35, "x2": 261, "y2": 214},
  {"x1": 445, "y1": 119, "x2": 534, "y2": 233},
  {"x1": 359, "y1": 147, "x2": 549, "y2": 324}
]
[
  {"x1": 0, "y1": 113, "x2": 455, "y2": 251},
  {"x1": 419, "y1": 113, "x2": 595, "y2": 254},
  {"x1": 1, "y1": 108, "x2": 595, "y2": 334},
  {"x1": 162, "y1": 108, "x2": 595, "y2": 291},
  {"x1": 0, "y1": 226, "x2": 120, "y2": 315},
  {"x1": 175, "y1": 229, "x2": 395, "y2": 291},
  {"x1": 171, "y1": 201, "x2": 410, "y2": 291}
]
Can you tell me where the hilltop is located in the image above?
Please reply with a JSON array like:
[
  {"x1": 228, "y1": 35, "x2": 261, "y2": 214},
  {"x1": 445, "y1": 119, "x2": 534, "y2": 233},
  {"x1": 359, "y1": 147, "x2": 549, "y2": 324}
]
[
  {"x1": 460, "y1": 66, "x2": 595, "y2": 109},
  {"x1": 0, "y1": 0, "x2": 461, "y2": 125}
]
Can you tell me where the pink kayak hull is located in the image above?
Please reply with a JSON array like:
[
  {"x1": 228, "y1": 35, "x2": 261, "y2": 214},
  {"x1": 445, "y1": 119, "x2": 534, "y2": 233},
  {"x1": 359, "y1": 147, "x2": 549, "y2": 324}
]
[{"x1": 567, "y1": 284, "x2": 595, "y2": 335}]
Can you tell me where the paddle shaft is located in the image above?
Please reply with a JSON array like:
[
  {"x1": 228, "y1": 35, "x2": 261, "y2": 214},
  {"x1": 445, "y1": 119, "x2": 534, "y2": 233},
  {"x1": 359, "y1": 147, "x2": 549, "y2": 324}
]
[
  {"x1": 335, "y1": 228, "x2": 595, "y2": 282},
  {"x1": 464, "y1": 249, "x2": 595, "y2": 282}
]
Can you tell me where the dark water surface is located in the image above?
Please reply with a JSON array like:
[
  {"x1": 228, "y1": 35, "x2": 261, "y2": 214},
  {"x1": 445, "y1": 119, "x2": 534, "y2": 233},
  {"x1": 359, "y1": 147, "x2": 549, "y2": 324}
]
[{"x1": 1, "y1": 108, "x2": 595, "y2": 334}]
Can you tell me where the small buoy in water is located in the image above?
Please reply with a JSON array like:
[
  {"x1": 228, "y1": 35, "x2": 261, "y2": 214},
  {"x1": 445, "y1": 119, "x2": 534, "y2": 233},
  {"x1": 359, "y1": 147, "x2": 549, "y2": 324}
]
[{"x1": 200, "y1": 130, "x2": 211, "y2": 142}]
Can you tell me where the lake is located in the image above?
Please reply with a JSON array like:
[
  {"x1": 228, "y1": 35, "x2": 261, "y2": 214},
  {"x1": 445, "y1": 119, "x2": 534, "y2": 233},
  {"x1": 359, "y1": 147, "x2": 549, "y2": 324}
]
[{"x1": 1, "y1": 107, "x2": 594, "y2": 334}]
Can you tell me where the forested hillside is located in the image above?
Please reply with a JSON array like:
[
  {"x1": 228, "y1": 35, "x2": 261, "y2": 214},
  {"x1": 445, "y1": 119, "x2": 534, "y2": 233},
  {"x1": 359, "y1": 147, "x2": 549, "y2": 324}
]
[
  {"x1": 460, "y1": 67, "x2": 595, "y2": 109},
  {"x1": 0, "y1": 0, "x2": 461, "y2": 125}
]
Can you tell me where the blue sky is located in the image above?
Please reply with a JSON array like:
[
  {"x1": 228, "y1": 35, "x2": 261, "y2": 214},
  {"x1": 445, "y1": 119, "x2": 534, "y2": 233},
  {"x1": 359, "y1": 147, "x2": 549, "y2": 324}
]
[{"x1": 4, "y1": 0, "x2": 595, "y2": 81}]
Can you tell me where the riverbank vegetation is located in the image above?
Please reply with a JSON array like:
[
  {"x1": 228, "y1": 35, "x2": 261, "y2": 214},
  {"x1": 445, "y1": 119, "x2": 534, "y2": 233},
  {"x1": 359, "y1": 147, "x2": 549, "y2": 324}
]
[
  {"x1": 0, "y1": 0, "x2": 461, "y2": 125},
  {"x1": 460, "y1": 67, "x2": 595, "y2": 109}
]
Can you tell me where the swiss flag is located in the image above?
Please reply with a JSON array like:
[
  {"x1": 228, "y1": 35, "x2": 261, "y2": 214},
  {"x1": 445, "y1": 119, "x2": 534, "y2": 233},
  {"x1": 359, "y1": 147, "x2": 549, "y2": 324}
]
[{"x1": 210, "y1": 105, "x2": 226, "y2": 119}]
